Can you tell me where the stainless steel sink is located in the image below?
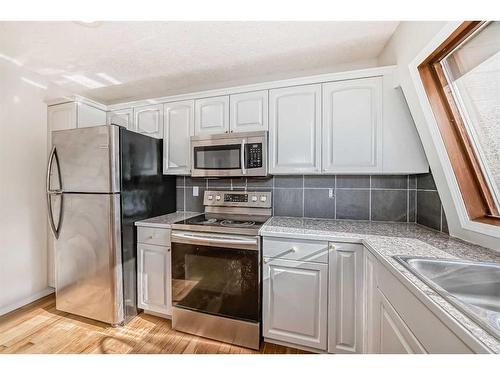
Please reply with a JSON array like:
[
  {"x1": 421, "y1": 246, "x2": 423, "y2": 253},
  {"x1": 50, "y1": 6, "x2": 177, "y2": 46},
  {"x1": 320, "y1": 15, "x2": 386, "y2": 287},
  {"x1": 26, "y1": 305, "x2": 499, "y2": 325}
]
[{"x1": 394, "y1": 256, "x2": 500, "y2": 340}]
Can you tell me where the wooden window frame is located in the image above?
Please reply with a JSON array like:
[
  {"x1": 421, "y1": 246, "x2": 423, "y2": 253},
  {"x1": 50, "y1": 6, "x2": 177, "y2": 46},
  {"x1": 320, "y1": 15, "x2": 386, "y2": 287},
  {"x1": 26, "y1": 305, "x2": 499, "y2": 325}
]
[{"x1": 418, "y1": 21, "x2": 500, "y2": 226}]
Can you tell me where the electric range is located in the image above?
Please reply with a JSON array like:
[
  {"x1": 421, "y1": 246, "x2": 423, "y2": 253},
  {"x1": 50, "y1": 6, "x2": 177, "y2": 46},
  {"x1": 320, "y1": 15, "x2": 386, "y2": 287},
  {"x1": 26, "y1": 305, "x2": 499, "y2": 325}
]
[{"x1": 170, "y1": 189, "x2": 272, "y2": 350}]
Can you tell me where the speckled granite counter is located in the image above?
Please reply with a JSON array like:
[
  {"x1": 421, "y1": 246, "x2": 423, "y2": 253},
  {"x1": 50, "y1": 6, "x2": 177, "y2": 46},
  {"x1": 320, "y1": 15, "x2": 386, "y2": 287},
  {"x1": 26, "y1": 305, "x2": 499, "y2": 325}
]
[
  {"x1": 260, "y1": 216, "x2": 500, "y2": 353},
  {"x1": 135, "y1": 211, "x2": 201, "y2": 228}
]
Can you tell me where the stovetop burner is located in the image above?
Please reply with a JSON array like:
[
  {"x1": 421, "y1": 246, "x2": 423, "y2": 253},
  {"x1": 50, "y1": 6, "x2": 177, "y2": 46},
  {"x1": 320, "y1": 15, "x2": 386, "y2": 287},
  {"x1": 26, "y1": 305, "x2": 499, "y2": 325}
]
[
  {"x1": 198, "y1": 218, "x2": 218, "y2": 225},
  {"x1": 220, "y1": 219, "x2": 256, "y2": 228}
]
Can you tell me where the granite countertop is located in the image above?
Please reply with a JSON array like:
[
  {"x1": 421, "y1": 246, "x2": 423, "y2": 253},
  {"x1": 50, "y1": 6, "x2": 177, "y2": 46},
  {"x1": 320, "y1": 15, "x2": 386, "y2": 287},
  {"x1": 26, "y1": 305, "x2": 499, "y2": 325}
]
[
  {"x1": 135, "y1": 211, "x2": 201, "y2": 228},
  {"x1": 259, "y1": 216, "x2": 500, "y2": 353}
]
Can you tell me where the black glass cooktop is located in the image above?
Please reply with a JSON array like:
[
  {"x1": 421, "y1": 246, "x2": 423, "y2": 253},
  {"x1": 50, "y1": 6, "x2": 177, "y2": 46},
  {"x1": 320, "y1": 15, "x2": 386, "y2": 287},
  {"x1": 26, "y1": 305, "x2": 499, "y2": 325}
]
[{"x1": 175, "y1": 214, "x2": 261, "y2": 229}]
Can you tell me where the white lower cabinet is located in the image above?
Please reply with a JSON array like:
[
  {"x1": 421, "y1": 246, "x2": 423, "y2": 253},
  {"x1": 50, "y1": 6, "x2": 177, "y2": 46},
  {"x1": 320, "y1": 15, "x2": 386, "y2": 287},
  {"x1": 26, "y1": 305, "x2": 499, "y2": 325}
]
[
  {"x1": 137, "y1": 240, "x2": 172, "y2": 316},
  {"x1": 262, "y1": 236, "x2": 484, "y2": 353},
  {"x1": 263, "y1": 257, "x2": 328, "y2": 350},
  {"x1": 370, "y1": 257, "x2": 477, "y2": 353},
  {"x1": 328, "y1": 242, "x2": 364, "y2": 353},
  {"x1": 372, "y1": 286, "x2": 426, "y2": 354}
]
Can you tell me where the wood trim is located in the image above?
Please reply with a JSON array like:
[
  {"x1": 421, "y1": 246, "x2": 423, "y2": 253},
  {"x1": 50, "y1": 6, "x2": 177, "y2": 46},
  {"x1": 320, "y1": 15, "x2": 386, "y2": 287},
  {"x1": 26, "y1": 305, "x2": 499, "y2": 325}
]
[{"x1": 418, "y1": 21, "x2": 500, "y2": 225}]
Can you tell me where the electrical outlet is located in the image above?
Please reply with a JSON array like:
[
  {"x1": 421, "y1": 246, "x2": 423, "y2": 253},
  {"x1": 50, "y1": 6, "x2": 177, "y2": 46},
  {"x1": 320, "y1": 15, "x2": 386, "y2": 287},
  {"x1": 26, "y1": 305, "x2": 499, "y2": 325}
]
[{"x1": 328, "y1": 188, "x2": 334, "y2": 198}]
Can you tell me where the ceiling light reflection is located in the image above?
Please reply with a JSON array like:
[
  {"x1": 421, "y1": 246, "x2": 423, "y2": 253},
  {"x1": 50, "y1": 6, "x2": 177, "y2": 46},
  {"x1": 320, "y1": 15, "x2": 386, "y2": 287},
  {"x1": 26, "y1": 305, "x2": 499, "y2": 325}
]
[
  {"x1": 96, "y1": 72, "x2": 122, "y2": 85},
  {"x1": 21, "y1": 77, "x2": 47, "y2": 90},
  {"x1": 63, "y1": 74, "x2": 105, "y2": 89},
  {"x1": 0, "y1": 53, "x2": 23, "y2": 66}
]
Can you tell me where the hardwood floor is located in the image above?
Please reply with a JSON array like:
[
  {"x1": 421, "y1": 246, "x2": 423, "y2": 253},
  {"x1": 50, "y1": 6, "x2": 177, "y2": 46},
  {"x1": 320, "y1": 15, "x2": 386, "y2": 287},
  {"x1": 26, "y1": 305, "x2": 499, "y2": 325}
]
[{"x1": 0, "y1": 294, "x2": 310, "y2": 354}]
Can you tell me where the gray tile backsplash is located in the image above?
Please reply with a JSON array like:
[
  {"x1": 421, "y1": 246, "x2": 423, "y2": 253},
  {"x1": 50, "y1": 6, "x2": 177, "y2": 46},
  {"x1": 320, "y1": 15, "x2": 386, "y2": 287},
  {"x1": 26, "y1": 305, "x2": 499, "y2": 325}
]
[
  {"x1": 415, "y1": 171, "x2": 449, "y2": 234},
  {"x1": 335, "y1": 189, "x2": 370, "y2": 220},
  {"x1": 176, "y1": 172, "x2": 448, "y2": 231},
  {"x1": 304, "y1": 188, "x2": 335, "y2": 219},
  {"x1": 273, "y1": 189, "x2": 304, "y2": 217},
  {"x1": 336, "y1": 175, "x2": 370, "y2": 188},
  {"x1": 371, "y1": 190, "x2": 408, "y2": 222}
]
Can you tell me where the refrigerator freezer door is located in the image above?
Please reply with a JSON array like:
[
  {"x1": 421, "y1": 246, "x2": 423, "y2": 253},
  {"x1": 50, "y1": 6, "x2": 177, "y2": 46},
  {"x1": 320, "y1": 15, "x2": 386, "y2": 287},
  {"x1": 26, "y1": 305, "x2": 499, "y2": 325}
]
[
  {"x1": 55, "y1": 193, "x2": 124, "y2": 324},
  {"x1": 52, "y1": 125, "x2": 120, "y2": 193}
]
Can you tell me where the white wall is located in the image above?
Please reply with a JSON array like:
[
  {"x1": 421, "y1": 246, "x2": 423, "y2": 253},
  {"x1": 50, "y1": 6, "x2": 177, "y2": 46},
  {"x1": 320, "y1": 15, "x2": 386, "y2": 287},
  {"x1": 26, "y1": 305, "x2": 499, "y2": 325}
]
[
  {"x1": 378, "y1": 21, "x2": 500, "y2": 251},
  {"x1": 0, "y1": 62, "x2": 53, "y2": 314}
]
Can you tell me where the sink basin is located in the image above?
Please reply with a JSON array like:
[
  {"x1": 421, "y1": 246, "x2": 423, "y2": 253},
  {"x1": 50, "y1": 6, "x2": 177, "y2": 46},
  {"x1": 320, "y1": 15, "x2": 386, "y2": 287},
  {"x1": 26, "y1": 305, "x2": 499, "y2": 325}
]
[{"x1": 394, "y1": 256, "x2": 500, "y2": 340}]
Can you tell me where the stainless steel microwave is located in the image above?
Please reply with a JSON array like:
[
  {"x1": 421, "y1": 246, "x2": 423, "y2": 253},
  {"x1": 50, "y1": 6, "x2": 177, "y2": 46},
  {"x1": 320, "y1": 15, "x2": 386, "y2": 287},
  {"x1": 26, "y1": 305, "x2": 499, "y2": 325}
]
[{"x1": 190, "y1": 131, "x2": 268, "y2": 177}]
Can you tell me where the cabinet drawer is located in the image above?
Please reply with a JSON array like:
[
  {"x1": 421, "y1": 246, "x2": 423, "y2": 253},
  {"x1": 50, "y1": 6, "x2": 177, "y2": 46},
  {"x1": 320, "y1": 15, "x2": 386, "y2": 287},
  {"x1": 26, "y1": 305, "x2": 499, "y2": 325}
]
[
  {"x1": 137, "y1": 226, "x2": 171, "y2": 247},
  {"x1": 263, "y1": 237, "x2": 329, "y2": 263}
]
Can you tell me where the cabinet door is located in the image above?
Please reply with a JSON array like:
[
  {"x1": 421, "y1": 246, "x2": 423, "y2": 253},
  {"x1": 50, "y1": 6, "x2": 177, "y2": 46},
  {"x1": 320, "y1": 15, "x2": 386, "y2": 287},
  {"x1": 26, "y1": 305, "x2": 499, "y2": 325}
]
[
  {"x1": 328, "y1": 242, "x2": 364, "y2": 353},
  {"x1": 263, "y1": 257, "x2": 328, "y2": 350},
  {"x1": 269, "y1": 84, "x2": 321, "y2": 174},
  {"x1": 48, "y1": 102, "x2": 77, "y2": 132},
  {"x1": 77, "y1": 103, "x2": 107, "y2": 128},
  {"x1": 134, "y1": 104, "x2": 164, "y2": 138},
  {"x1": 107, "y1": 108, "x2": 134, "y2": 130},
  {"x1": 322, "y1": 77, "x2": 382, "y2": 173},
  {"x1": 363, "y1": 248, "x2": 377, "y2": 353},
  {"x1": 372, "y1": 287, "x2": 427, "y2": 354},
  {"x1": 163, "y1": 100, "x2": 194, "y2": 175},
  {"x1": 230, "y1": 90, "x2": 268, "y2": 133},
  {"x1": 194, "y1": 96, "x2": 229, "y2": 135},
  {"x1": 137, "y1": 243, "x2": 172, "y2": 315}
]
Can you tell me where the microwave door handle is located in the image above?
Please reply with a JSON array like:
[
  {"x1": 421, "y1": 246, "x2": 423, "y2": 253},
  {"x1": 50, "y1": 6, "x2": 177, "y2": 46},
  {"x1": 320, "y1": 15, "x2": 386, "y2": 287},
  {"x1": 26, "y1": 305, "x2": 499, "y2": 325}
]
[{"x1": 241, "y1": 139, "x2": 246, "y2": 175}]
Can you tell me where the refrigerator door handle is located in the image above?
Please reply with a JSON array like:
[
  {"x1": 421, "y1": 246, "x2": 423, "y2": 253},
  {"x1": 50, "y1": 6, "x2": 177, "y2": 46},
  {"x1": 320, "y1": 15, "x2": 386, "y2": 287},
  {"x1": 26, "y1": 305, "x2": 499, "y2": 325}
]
[
  {"x1": 46, "y1": 146, "x2": 63, "y2": 194},
  {"x1": 46, "y1": 146, "x2": 63, "y2": 238}
]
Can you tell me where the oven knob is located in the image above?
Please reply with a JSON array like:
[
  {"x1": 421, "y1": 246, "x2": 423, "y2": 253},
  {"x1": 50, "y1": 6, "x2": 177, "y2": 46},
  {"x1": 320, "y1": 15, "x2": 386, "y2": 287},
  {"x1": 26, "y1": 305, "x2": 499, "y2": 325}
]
[
  {"x1": 216, "y1": 195, "x2": 221, "y2": 201},
  {"x1": 251, "y1": 196, "x2": 258, "y2": 202},
  {"x1": 260, "y1": 196, "x2": 267, "y2": 202},
  {"x1": 208, "y1": 195, "x2": 213, "y2": 201}
]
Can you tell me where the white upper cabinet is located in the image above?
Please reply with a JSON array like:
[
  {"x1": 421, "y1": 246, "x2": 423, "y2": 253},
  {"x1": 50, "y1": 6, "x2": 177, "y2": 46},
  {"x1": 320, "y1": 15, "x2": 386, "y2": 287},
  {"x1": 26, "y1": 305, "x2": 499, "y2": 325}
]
[
  {"x1": 103, "y1": 66, "x2": 429, "y2": 174},
  {"x1": 322, "y1": 77, "x2": 383, "y2": 173},
  {"x1": 230, "y1": 90, "x2": 268, "y2": 133},
  {"x1": 269, "y1": 84, "x2": 322, "y2": 174},
  {"x1": 77, "y1": 103, "x2": 107, "y2": 128},
  {"x1": 107, "y1": 108, "x2": 134, "y2": 130},
  {"x1": 134, "y1": 104, "x2": 164, "y2": 139},
  {"x1": 382, "y1": 78, "x2": 428, "y2": 173},
  {"x1": 48, "y1": 102, "x2": 77, "y2": 133},
  {"x1": 163, "y1": 100, "x2": 194, "y2": 175},
  {"x1": 194, "y1": 96, "x2": 229, "y2": 135}
]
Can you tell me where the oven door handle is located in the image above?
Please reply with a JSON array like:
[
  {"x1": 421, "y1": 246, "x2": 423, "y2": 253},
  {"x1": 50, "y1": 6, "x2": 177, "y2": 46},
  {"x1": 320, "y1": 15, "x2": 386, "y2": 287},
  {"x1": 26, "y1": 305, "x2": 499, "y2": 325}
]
[{"x1": 171, "y1": 232, "x2": 258, "y2": 247}]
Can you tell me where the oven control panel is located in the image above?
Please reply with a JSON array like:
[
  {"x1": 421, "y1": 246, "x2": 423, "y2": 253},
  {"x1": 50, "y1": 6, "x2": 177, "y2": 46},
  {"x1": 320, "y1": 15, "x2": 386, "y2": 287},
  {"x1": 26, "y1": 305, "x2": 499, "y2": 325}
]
[{"x1": 204, "y1": 190, "x2": 272, "y2": 208}]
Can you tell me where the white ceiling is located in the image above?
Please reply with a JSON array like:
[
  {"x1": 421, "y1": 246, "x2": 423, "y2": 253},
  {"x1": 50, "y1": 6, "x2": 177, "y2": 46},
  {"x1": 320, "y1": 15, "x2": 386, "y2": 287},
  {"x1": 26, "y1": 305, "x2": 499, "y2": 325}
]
[{"x1": 0, "y1": 21, "x2": 399, "y2": 104}]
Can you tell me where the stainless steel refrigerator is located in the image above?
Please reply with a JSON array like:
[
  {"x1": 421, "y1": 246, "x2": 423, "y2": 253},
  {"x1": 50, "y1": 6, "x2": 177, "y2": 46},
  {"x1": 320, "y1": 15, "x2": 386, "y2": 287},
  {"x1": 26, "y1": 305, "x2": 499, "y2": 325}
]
[{"x1": 46, "y1": 125, "x2": 175, "y2": 325}]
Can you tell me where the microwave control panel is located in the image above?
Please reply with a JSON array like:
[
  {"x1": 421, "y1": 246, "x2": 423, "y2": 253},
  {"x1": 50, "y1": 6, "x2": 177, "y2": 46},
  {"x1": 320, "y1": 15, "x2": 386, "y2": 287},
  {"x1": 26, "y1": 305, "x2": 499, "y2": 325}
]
[{"x1": 246, "y1": 143, "x2": 263, "y2": 169}]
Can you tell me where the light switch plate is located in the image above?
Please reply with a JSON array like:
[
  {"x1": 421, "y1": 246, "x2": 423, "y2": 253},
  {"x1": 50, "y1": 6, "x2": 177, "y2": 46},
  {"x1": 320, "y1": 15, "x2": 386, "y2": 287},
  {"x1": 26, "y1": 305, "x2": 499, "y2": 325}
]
[{"x1": 193, "y1": 186, "x2": 199, "y2": 197}]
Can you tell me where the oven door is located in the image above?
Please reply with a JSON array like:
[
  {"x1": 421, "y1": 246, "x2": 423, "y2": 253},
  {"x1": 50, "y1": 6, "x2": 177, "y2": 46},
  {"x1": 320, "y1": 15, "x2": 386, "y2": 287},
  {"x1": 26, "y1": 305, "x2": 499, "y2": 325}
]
[{"x1": 171, "y1": 231, "x2": 260, "y2": 323}]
